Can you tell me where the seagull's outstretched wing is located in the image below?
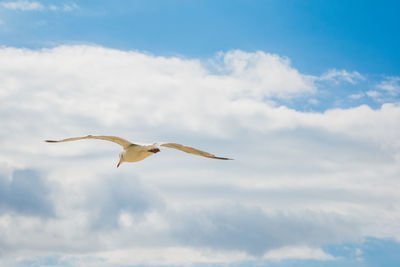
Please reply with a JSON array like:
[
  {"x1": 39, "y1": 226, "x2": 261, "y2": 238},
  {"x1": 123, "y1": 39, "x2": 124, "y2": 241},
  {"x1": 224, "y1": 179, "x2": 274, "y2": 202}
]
[
  {"x1": 160, "y1": 143, "x2": 233, "y2": 160},
  {"x1": 45, "y1": 135, "x2": 135, "y2": 148}
]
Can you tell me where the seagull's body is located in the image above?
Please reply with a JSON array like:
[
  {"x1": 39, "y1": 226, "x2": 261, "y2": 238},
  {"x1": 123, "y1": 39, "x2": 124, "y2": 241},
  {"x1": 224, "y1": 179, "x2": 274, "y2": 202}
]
[
  {"x1": 45, "y1": 135, "x2": 232, "y2": 167},
  {"x1": 121, "y1": 143, "x2": 158, "y2": 163}
]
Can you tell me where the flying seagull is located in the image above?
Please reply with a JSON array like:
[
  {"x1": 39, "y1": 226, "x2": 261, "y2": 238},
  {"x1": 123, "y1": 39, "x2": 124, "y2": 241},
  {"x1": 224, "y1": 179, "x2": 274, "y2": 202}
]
[{"x1": 45, "y1": 135, "x2": 232, "y2": 167}]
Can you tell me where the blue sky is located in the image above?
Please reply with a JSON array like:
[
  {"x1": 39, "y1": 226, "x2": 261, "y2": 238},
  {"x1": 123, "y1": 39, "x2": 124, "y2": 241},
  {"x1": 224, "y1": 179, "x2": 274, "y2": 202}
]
[
  {"x1": 0, "y1": 1, "x2": 400, "y2": 267},
  {"x1": 1, "y1": 0, "x2": 399, "y2": 74}
]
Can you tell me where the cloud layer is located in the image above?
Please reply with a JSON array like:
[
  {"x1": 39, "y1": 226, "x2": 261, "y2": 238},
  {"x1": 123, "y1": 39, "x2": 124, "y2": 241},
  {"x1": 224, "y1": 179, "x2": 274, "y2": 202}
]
[
  {"x1": 0, "y1": 169, "x2": 54, "y2": 217},
  {"x1": 0, "y1": 45, "x2": 399, "y2": 266}
]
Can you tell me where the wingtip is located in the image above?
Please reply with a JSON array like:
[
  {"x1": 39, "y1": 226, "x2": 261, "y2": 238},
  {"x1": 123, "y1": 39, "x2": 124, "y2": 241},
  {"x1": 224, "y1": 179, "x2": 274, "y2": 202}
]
[
  {"x1": 45, "y1": 140, "x2": 57, "y2": 143},
  {"x1": 214, "y1": 156, "x2": 234, "y2": 160}
]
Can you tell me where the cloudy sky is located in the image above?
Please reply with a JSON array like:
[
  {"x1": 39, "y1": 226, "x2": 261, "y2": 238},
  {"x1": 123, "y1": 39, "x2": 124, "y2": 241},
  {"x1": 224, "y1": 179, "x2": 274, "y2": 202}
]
[{"x1": 1, "y1": 1, "x2": 400, "y2": 266}]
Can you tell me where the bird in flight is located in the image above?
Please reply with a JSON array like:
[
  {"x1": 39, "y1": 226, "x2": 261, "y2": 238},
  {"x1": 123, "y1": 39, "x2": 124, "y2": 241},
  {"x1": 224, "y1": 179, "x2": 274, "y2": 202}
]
[{"x1": 45, "y1": 135, "x2": 232, "y2": 167}]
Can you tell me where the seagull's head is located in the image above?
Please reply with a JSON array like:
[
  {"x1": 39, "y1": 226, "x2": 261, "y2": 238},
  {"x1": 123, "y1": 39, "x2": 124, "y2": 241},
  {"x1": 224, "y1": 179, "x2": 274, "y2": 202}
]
[
  {"x1": 148, "y1": 147, "x2": 160, "y2": 153},
  {"x1": 117, "y1": 151, "x2": 126, "y2": 168}
]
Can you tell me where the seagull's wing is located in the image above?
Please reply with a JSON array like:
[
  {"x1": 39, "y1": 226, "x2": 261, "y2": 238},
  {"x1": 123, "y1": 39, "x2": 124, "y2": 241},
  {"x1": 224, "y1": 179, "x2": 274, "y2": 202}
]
[
  {"x1": 160, "y1": 143, "x2": 233, "y2": 160},
  {"x1": 45, "y1": 135, "x2": 135, "y2": 148}
]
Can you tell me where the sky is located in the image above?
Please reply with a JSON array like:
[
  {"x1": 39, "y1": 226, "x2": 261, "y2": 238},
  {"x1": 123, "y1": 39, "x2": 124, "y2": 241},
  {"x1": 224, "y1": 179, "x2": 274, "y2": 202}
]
[{"x1": 0, "y1": 1, "x2": 400, "y2": 266}]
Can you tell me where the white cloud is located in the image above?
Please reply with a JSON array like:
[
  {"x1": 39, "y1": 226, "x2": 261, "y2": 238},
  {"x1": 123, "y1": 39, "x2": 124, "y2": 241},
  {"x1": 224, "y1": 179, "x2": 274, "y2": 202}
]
[
  {"x1": 216, "y1": 50, "x2": 316, "y2": 98},
  {"x1": 366, "y1": 90, "x2": 380, "y2": 98},
  {"x1": 376, "y1": 76, "x2": 400, "y2": 93},
  {"x1": 320, "y1": 69, "x2": 364, "y2": 84},
  {"x1": 364, "y1": 76, "x2": 400, "y2": 103},
  {"x1": 61, "y1": 2, "x2": 78, "y2": 11},
  {"x1": 348, "y1": 92, "x2": 364, "y2": 99},
  {"x1": 0, "y1": 45, "x2": 400, "y2": 266},
  {"x1": 0, "y1": 45, "x2": 317, "y2": 138},
  {"x1": 48, "y1": 4, "x2": 57, "y2": 11},
  {"x1": 92, "y1": 247, "x2": 251, "y2": 266},
  {"x1": 0, "y1": 0, "x2": 44, "y2": 11},
  {"x1": 0, "y1": 0, "x2": 78, "y2": 11},
  {"x1": 263, "y1": 246, "x2": 335, "y2": 260}
]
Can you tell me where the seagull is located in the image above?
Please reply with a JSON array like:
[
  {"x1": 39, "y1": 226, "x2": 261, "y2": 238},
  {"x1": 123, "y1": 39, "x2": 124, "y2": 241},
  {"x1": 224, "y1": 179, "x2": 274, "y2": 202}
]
[{"x1": 45, "y1": 135, "x2": 233, "y2": 167}]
